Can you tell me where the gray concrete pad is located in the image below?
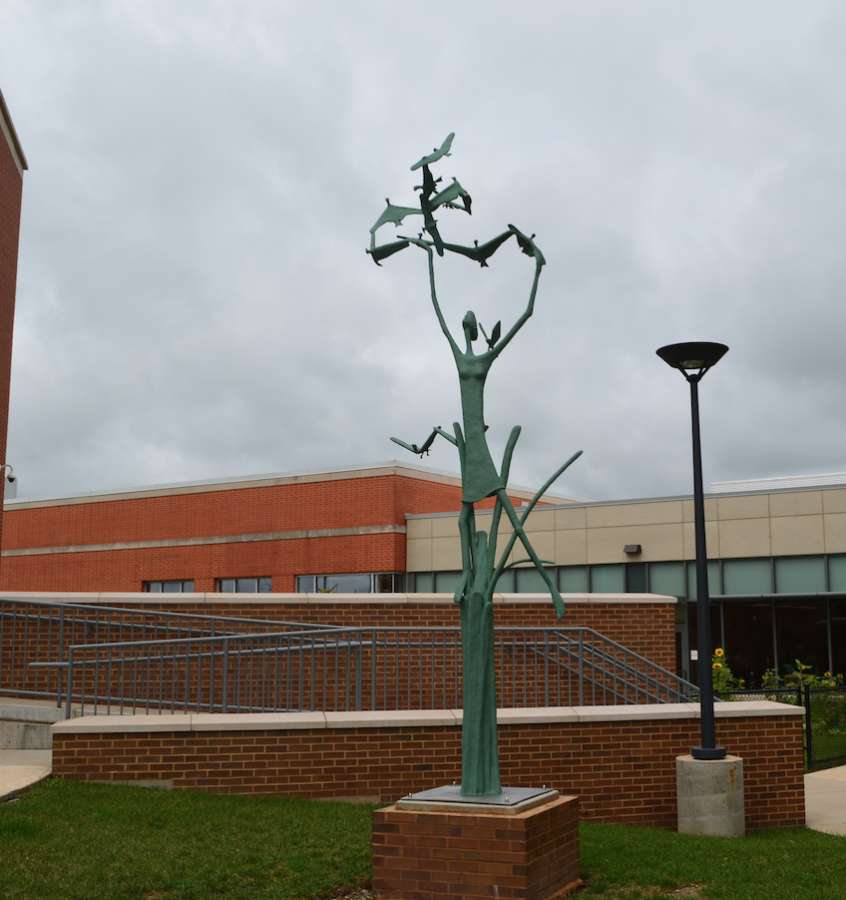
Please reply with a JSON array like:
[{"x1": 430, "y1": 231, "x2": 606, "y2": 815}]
[
  {"x1": 0, "y1": 748, "x2": 52, "y2": 802},
  {"x1": 805, "y1": 765, "x2": 846, "y2": 835}
]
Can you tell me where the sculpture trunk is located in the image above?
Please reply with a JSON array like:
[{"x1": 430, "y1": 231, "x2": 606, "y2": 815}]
[{"x1": 460, "y1": 587, "x2": 501, "y2": 795}]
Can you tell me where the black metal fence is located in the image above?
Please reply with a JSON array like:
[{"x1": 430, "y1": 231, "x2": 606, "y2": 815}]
[{"x1": 715, "y1": 686, "x2": 846, "y2": 771}]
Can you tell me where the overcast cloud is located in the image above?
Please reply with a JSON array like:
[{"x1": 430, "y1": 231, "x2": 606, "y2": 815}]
[{"x1": 2, "y1": 1, "x2": 846, "y2": 503}]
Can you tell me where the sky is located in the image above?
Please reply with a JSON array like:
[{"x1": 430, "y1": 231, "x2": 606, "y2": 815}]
[{"x1": 2, "y1": 1, "x2": 846, "y2": 503}]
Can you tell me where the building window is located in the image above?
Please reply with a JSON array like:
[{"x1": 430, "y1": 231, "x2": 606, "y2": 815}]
[
  {"x1": 145, "y1": 580, "x2": 194, "y2": 593},
  {"x1": 217, "y1": 577, "x2": 272, "y2": 593},
  {"x1": 295, "y1": 573, "x2": 405, "y2": 593}
]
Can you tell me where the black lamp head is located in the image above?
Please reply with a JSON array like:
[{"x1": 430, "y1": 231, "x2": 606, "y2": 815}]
[{"x1": 656, "y1": 342, "x2": 728, "y2": 380}]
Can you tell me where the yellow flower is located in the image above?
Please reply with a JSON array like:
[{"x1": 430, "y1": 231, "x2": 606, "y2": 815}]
[
  {"x1": 714, "y1": 648, "x2": 725, "y2": 658},
  {"x1": 826, "y1": 672, "x2": 832, "y2": 678},
  {"x1": 713, "y1": 662, "x2": 723, "y2": 670}
]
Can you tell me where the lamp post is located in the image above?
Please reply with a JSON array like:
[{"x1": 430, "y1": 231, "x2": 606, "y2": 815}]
[{"x1": 657, "y1": 341, "x2": 728, "y2": 761}]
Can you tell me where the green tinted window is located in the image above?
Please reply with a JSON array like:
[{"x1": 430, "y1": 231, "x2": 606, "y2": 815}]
[
  {"x1": 775, "y1": 557, "x2": 826, "y2": 594},
  {"x1": 829, "y1": 556, "x2": 846, "y2": 592},
  {"x1": 515, "y1": 568, "x2": 553, "y2": 593},
  {"x1": 590, "y1": 564, "x2": 625, "y2": 593},
  {"x1": 559, "y1": 566, "x2": 589, "y2": 592},
  {"x1": 686, "y1": 561, "x2": 721, "y2": 598},
  {"x1": 412, "y1": 572, "x2": 433, "y2": 593},
  {"x1": 649, "y1": 562, "x2": 686, "y2": 598},
  {"x1": 723, "y1": 559, "x2": 772, "y2": 595},
  {"x1": 434, "y1": 571, "x2": 462, "y2": 593}
]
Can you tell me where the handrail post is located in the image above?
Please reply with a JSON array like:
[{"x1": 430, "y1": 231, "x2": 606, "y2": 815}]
[
  {"x1": 578, "y1": 630, "x2": 585, "y2": 707},
  {"x1": 64, "y1": 647, "x2": 74, "y2": 718},
  {"x1": 56, "y1": 605, "x2": 66, "y2": 708},
  {"x1": 221, "y1": 638, "x2": 229, "y2": 714}
]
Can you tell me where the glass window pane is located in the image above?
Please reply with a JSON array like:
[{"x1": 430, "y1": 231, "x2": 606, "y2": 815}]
[
  {"x1": 515, "y1": 567, "x2": 555, "y2": 593},
  {"x1": 258, "y1": 577, "x2": 272, "y2": 593},
  {"x1": 219, "y1": 579, "x2": 236, "y2": 593},
  {"x1": 723, "y1": 601, "x2": 774, "y2": 688},
  {"x1": 182, "y1": 581, "x2": 194, "y2": 593},
  {"x1": 649, "y1": 562, "x2": 685, "y2": 598},
  {"x1": 775, "y1": 557, "x2": 826, "y2": 594},
  {"x1": 590, "y1": 564, "x2": 625, "y2": 593},
  {"x1": 625, "y1": 564, "x2": 647, "y2": 593},
  {"x1": 296, "y1": 576, "x2": 314, "y2": 593},
  {"x1": 163, "y1": 581, "x2": 181, "y2": 593},
  {"x1": 776, "y1": 600, "x2": 828, "y2": 678},
  {"x1": 322, "y1": 574, "x2": 372, "y2": 593},
  {"x1": 147, "y1": 582, "x2": 162, "y2": 593},
  {"x1": 829, "y1": 557, "x2": 846, "y2": 592},
  {"x1": 235, "y1": 578, "x2": 258, "y2": 593},
  {"x1": 495, "y1": 570, "x2": 514, "y2": 593},
  {"x1": 723, "y1": 559, "x2": 772, "y2": 595},
  {"x1": 686, "y1": 561, "x2": 720, "y2": 598},
  {"x1": 377, "y1": 574, "x2": 394, "y2": 593},
  {"x1": 412, "y1": 573, "x2": 433, "y2": 593},
  {"x1": 435, "y1": 571, "x2": 462, "y2": 593},
  {"x1": 559, "y1": 566, "x2": 588, "y2": 593}
]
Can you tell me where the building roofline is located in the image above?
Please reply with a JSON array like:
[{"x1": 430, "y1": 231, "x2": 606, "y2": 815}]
[
  {"x1": 406, "y1": 480, "x2": 846, "y2": 518},
  {"x1": 0, "y1": 87, "x2": 28, "y2": 176},
  {"x1": 4, "y1": 459, "x2": 575, "y2": 510}
]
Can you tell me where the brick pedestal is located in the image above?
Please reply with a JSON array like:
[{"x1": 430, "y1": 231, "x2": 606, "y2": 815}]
[{"x1": 372, "y1": 793, "x2": 580, "y2": 900}]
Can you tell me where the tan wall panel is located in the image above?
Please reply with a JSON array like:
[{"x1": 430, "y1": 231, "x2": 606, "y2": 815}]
[
  {"x1": 717, "y1": 518, "x2": 772, "y2": 558},
  {"x1": 770, "y1": 514, "x2": 825, "y2": 556},
  {"x1": 823, "y1": 513, "x2": 846, "y2": 554},
  {"x1": 585, "y1": 500, "x2": 683, "y2": 529},
  {"x1": 769, "y1": 490, "x2": 823, "y2": 517},
  {"x1": 553, "y1": 506, "x2": 587, "y2": 531},
  {"x1": 585, "y1": 523, "x2": 683, "y2": 565},
  {"x1": 716, "y1": 494, "x2": 770, "y2": 521},
  {"x1": 555, "y1": 528, "x2": 588, "y2": 566},
  {"x1": 682, "y1": 521, "x2": 720, "y2": 560},
  {"x1": 431, "y1": 515, "x2": 461, "y2": 538},
  {"x1": 431, "y1": 536, "x2": 462, "y2": 571},
  {"x1": 406, "y1": 518, "x2": 433, "y2": 540},
  {"x1": 523, "y1": 507, "x2": 556, "y2": 533},
  {"x1": 406, "y1": 539, "x2": 433, "y2": 572},
  {"x1": 681, "y1": 498, "x2": 718, "y2": 523},
  {"x1": 823, "y1": 489, "x2": 846, "y2": 514}
]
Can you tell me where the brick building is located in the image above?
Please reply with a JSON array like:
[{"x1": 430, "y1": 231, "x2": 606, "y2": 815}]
[
  {"x1": 0, "y1": 88, "x2": 26, "y2": 555},
  {"x1": 0, "y1": 461, "x2": 561, "y2": 595}
]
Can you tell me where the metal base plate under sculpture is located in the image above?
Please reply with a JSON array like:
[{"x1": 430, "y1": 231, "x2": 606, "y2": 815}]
[
  {"x1": 372, "y1": 786, "x2": 580, "y2": 900},
  {"x1": 677, "y1": 754, "x2": 745, "y2": 837}
]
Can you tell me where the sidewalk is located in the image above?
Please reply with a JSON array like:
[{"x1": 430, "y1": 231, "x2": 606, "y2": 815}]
[
  {"x1": 0, "y1": 749, "x2": 51, "y2": 802},
  {"x1": 804, "y1": 764, "x2": 846, "y2": 835}
]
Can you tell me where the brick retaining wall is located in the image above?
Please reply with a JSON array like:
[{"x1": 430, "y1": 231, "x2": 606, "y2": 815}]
[{"x1": 51, "y1": 702, "x2": 804, "y2": 830}]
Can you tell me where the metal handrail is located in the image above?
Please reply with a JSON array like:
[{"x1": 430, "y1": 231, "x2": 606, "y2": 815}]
[
  {"x1": 0, "y1": 597, "x2": 325, "y2": 707},
  {"x1": 50, "y1": 625, "x2": 697, "y2": 718}
]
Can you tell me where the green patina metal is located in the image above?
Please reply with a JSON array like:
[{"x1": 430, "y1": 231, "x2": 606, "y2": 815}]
[{"x1": 367, "y1": 135, "x2": 582, "y2": 795}]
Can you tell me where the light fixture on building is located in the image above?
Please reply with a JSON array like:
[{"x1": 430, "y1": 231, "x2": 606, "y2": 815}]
[
  {"x1": 623, "y1": 544, "x2": 642, "y2": 555},
  {"x1": 657, "y1": 341, "x2": 728, "y2": 761}
]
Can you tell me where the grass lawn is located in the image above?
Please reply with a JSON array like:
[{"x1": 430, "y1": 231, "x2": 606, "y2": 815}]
[
  {"x1": 578, "y1": 822, "x2": 846, "y2": 899},
  {"x1": 2, "y1": 780, "x2": 846, "y2": 900},
  {"x1": 0, "y1": 779, "x2": 376, "y2": 900}
]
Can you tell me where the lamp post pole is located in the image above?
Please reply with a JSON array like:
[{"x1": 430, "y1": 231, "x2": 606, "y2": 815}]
[{"x1": 657, "y1": 342, "x2": 728, "y2": 761}]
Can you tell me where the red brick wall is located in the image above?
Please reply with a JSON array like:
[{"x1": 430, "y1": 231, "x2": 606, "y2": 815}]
[
  {"x1": 0, "y1": 474, "x2": 537, "y2": 593},
  {"x1": 51, "y1": 712, "x2": 805, "y2": 830},
  {"x1": 0, "y1": 109, "x2": 24, "y2": 568}
]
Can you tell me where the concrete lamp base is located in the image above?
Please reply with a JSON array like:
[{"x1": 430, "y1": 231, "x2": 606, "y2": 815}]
[{"x1": 676, "y1": 754, "x2": 745, "y2": 837}]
